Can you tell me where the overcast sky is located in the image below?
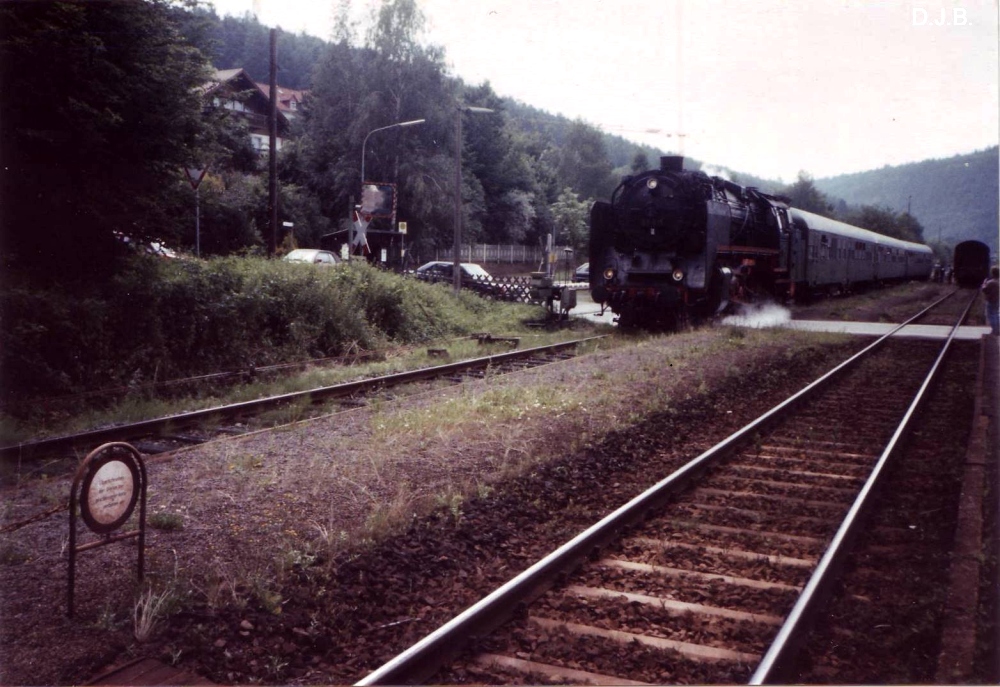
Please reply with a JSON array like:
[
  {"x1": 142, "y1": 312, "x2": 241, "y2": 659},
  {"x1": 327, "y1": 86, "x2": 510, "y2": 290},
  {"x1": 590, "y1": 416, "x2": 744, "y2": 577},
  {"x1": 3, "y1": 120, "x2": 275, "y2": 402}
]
[{"x1": 208, "y1": 0, "x2": 999, "y2": 182}]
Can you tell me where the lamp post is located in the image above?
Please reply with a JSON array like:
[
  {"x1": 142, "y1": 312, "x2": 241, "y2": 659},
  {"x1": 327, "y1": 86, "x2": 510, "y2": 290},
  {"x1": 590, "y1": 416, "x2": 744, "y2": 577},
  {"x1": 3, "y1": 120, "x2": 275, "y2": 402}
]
[
  {"x1": 453, "y1": 105, "x2": 494, "y2": 292},
  {"x1": 361, "y1": 119, "x2": 425, "y2": 192},
  {"x1": 355, "y1": 119, "x2": 424, "y2": 262}
]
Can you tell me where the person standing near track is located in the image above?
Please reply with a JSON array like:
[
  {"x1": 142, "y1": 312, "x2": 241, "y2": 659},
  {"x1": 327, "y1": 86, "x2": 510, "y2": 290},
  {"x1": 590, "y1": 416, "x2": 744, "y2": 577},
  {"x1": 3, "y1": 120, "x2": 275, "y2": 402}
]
[{"x1": 982, "y1": 267, "x2": 1000, "y2": 335}]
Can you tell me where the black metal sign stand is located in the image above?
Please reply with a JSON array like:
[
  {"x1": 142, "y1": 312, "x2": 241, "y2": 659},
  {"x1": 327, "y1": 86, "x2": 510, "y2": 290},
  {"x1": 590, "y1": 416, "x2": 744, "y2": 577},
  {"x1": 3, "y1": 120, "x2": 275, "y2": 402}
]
[{"x1": 67, "y1": 442, "x2": 147, "y2": 618}]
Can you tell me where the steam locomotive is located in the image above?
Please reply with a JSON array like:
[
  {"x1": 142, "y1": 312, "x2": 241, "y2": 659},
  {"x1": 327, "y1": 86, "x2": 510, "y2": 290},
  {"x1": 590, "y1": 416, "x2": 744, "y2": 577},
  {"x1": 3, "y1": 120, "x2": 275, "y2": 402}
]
[{"x1": 589, "y1": 156, "x2": 934, "y2": 328}]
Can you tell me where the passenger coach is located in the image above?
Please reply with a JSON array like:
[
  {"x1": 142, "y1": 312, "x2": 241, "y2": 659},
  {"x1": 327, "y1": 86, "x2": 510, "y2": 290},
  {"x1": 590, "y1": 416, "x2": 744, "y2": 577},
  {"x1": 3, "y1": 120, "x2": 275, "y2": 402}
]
[{"x1": 789, "y1": 210, "x2": 934, "y2": 294}]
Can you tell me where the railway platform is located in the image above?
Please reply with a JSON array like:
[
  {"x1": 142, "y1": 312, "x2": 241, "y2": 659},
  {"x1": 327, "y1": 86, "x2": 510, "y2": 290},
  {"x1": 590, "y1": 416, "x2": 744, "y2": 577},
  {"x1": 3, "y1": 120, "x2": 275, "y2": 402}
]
[{"x1": 783, "y1": 319, "x2": 991, "y2": 340}]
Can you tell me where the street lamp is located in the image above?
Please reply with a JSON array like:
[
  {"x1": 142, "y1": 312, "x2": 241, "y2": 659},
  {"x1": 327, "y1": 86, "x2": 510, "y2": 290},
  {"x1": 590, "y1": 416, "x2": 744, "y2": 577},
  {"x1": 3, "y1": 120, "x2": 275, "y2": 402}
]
[
  {"x1": 354, "y1": 119, "x2": 424, "y2": 262},
  {"x1": 360, "y1": 119, "x2": 425, "y2": 192},
  {"x1": 453, "y1": 105, "x2": 494, "y2": 292}
]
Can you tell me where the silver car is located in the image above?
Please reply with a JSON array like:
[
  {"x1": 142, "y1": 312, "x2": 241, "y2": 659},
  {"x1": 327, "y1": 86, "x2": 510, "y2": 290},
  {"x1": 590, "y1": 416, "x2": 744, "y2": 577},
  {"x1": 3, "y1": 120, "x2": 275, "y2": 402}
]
[{"x1": 283, "y1": 249, "x2": 341, "y2": 266}]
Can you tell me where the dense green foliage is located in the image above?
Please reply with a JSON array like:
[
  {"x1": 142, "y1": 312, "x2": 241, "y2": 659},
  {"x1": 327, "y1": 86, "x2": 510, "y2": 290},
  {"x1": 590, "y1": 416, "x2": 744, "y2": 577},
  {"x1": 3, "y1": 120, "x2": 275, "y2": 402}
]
[
  {"x1": 0, "y1": 0, "x2": 217, "y2": 281},
  {"x1": 0, "y1": 256, "x2": 530, "y2": 403},
  {"x1": 777, "y1": 172, "x2": 927, "y2": 245},
  {"x1": 815, "y1": 147, "x2": 999, "y2": 255},
  {"x1": 200, "y1": 12, "x2": 328, "y2": 90}
]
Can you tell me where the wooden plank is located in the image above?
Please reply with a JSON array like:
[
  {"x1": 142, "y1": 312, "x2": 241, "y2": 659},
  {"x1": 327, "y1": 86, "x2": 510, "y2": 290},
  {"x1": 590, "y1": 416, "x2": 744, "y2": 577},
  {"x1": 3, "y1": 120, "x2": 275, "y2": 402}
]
[
  {"x1": 87, "y1": 658, "x2": 214, "y2": 686},
  {"x1": 475, "y1": 652, "x2": 651, "y2": 686},
  {"x1": 531, "y1": 616, "x2": 759, "y2": 663}
]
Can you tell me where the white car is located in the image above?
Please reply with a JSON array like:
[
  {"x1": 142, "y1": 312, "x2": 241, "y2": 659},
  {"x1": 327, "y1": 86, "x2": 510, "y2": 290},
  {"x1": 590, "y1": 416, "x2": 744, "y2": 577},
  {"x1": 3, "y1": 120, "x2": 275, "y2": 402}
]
[{"x1": 283, "y1": 249, "x2": 341, "y2": 266}]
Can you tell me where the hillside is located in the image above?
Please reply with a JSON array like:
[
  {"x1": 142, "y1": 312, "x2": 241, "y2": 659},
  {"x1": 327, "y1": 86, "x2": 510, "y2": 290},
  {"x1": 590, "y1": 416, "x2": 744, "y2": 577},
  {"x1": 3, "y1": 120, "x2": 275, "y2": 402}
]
[{"x1": 814, "y1": 148, "x2": 998, "y2": 254}]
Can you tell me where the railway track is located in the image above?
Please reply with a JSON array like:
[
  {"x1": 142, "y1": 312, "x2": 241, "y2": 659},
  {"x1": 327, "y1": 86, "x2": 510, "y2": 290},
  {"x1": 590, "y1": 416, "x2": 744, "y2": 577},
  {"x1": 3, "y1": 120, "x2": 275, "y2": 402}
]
[
  {"x1": 0, "y1": 337, "x2": 603, "y2": 471},
  {"x1": 356, "y1": 292, "x2": 979, "y2": 684}
]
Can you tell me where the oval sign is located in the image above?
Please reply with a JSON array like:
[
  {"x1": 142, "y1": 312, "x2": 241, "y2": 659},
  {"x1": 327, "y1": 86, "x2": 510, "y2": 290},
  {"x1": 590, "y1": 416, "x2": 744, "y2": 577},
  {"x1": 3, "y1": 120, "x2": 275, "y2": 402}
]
[{"x1": 80, "y1": 449, "x2": 140, "y2": 534}]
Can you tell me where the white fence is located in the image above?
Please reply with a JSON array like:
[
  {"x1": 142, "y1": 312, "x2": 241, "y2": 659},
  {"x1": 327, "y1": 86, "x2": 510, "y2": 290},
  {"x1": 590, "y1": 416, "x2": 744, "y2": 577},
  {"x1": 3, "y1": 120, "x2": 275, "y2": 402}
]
[{"x1": 431, "y1": 244, "x2": 575, "y2": 265}]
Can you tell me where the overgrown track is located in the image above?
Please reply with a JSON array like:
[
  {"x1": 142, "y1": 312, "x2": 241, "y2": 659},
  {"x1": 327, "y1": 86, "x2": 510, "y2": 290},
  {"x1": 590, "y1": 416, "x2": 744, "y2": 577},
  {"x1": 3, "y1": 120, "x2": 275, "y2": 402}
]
[
  {"x1": 356, "y1": 292, "x2": 979, "y2": 685},
  {"x1": 0, "y1": 337, "x2": 604, "y2": 470}
]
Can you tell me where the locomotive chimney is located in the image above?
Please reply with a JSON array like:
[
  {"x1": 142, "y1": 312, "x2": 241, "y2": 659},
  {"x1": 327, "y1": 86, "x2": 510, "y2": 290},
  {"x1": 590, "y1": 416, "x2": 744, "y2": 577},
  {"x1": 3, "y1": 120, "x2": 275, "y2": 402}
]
[{"x1": 660, "y1": 155, "x2": 684, "y2": 172}]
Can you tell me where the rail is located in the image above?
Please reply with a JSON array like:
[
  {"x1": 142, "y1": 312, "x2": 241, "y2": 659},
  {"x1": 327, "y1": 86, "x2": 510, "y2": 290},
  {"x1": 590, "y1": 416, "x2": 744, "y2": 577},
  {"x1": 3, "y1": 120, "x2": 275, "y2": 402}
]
[{"x1": 749, "y1": 289, "x2": 977, "y2": 683}]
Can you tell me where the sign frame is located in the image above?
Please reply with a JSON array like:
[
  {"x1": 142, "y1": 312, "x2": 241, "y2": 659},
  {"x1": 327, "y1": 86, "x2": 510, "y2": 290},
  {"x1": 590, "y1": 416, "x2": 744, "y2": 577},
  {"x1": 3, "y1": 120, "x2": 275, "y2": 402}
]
[
  {"x1": 359, "y1": 182, "x2": 397, "y2": 219},
  {"x1": 67, "y1": 442, "x2": 148, "y2": 618}
]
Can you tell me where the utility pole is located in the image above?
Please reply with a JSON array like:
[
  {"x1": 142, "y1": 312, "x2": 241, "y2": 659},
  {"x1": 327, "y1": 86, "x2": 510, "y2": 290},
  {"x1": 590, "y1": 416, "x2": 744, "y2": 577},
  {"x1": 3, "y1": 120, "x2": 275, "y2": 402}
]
[
  {"x1": 267, "y1": 28, "x2": 278, "y2": 256},
  {"x1": 452, "y1": 105, "x2": 494, "y2": 292}
]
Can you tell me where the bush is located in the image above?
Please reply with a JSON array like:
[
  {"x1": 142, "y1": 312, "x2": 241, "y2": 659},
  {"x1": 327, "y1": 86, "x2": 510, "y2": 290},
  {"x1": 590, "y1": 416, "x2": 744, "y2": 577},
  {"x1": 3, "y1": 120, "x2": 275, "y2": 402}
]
[{"x1": 0, "y1": 256, "x2": 531, "y2": 407}]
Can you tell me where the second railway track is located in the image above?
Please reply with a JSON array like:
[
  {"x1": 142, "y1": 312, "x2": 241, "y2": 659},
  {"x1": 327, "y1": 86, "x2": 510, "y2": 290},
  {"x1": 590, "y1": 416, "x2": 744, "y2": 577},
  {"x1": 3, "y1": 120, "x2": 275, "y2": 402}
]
[{"x1": 0, "y1": 337, "x2": 604, "y2": 472}]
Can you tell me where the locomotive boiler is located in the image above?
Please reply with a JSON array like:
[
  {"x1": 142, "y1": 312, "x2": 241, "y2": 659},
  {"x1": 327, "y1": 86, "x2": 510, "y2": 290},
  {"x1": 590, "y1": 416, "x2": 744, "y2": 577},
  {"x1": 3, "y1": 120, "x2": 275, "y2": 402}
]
[{"x1": 590, "y1": 156, "x2": 933, "y2": 328}]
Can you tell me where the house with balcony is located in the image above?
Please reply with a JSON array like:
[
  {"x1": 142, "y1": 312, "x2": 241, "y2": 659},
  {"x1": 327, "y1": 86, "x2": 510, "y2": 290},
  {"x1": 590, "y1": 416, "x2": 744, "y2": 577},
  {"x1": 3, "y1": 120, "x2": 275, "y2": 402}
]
[{"x1": 203, "y1": 68, "x2": 307, "y2": 153}]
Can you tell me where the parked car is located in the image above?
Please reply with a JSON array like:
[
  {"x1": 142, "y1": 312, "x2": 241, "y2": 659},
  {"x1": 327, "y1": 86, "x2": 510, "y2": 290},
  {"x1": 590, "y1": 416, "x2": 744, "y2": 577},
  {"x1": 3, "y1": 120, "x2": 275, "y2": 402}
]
[
  {"x1": 148, "y1": 242, "x2": 178, "y2": 259},
  {"x1": 283, "y1": 249, "x2": 341, "y2": 266},
  {"x1": 114, "y1": 231, "x2": 180, "y2": 259},
  {"x1": 574, "y1": 262, "x2": 589, "y2": 282},
  {"x1": 414, "y1": 261, "x2": 506, "y2": 297}
]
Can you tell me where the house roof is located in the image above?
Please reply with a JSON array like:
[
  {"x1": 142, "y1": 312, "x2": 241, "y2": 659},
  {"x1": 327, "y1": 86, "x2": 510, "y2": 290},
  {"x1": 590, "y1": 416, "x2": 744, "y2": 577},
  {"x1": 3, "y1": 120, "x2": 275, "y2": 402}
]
[
  {"x1": 201, "y1": 68, "x2": 255, "y2": 96},
  {"x1": 254, "y1": 82, "x2": 308, "y2": 116},
  {"x1": 204, "y1": 68, "x2": 298, "y2": 131},
  {"x1": 214, "y1": 68, "x2": 244, "y2": 82}
]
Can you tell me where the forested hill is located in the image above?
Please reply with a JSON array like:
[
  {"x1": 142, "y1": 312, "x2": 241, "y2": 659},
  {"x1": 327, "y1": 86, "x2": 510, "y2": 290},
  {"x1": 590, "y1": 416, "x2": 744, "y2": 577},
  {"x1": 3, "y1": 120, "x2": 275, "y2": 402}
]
[{"x1": 814, "y1": 147, "x2": 999, "y2": 254}]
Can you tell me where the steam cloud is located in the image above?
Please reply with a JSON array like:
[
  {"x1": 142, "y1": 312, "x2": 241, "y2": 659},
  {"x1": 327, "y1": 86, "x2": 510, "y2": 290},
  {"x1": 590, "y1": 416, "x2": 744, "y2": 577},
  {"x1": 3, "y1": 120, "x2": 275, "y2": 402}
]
[{"x1": 720, "y1": 302, "x2": 792, "y2": 328}]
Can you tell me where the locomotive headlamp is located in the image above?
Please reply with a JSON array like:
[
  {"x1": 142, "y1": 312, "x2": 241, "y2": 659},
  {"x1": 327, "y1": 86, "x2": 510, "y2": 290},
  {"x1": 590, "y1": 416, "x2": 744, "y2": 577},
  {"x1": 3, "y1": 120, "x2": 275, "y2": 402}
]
[
  {"x1": 603, "y1": 267, "x2": 615, "y2": 281},
  {"x1": 672, "y1": 268, "x2": 684, "y2": 282},
  {"x1": 646, "y1": 178, "x2": 658, "y2": 190}
]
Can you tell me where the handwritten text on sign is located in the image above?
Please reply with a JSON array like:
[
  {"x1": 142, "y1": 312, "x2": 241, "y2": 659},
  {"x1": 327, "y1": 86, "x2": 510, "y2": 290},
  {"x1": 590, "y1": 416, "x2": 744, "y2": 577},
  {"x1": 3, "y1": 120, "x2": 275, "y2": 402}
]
[{"x1": 87, "y1": 460, "x2": 135, "y2": 526}]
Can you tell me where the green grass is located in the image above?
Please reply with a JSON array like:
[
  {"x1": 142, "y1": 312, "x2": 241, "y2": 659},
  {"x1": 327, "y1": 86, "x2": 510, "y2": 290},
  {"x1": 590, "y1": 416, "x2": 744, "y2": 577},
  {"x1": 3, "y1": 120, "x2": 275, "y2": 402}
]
[{"x1": 148, "y1": 511, "x2": 184, "y2": 531}]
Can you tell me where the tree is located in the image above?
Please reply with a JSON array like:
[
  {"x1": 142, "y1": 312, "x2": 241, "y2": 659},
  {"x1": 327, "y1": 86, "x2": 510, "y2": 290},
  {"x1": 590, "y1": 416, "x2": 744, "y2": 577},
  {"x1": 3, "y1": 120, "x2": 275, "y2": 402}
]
[
  {"x1": 845, "y1": 205, "x2": 924, "y2": 242},
  {"x1": 1, "y1": 0, "x2": 216, "y2": 282},
  {"x1": 631, "y1": 150, "x2": 651, "y2": 173},
  {"x1": 298, "y1": 0, "x2": 465, "y2": 251},
  {"x1": 191, "y1": 10, "x2": 327, "y2": 90},
  {"x1": 784, "y1": 171, "x2": 832, "y2": 215},
  {"x1": 550, "y1": 187, "x2": 591, "y2": 255},
  {"x1": 894, "y1": 211, "x2": 926, "y2": 243},
  {"x1": 556, "y1": 121, "x2": 616, "y2": 201}
]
